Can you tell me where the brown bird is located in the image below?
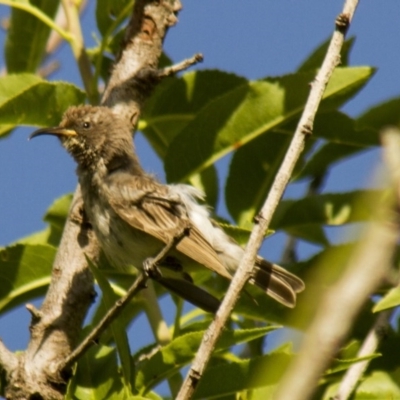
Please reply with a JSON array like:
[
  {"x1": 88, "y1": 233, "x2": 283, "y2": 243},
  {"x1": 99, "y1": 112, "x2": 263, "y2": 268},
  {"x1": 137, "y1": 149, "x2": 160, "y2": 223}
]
[{"x1": 31, "y1": 105, "x2": 304, "y2": 312}]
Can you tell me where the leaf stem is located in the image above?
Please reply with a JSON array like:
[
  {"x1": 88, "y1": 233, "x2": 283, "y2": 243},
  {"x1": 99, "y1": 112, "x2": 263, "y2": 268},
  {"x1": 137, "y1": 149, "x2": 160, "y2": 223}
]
[
  {"x1": 61, "y1": 0, "x2": 99, "y2": 104},
  {"x1": 1, "y1": 0, "x2": 73, "y2": 41}
]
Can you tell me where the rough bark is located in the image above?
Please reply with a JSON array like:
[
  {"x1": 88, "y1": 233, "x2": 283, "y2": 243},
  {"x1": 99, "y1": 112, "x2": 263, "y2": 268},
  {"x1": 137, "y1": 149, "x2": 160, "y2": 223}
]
[{"x1": 3, "y1": 1, "x2": 182, "y2": 398}]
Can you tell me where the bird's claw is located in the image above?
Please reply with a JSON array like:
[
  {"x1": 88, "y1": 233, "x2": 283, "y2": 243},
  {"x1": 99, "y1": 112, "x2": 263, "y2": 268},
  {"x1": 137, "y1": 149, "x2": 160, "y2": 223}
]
[{"x1": 143, "y1": 257, "x2": 162, "y2": 280}]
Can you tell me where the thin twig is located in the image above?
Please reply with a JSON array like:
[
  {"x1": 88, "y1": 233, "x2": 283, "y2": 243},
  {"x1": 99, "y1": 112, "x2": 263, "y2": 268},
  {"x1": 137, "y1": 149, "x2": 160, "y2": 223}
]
[
  {"x1": 176, "y1": 1, "x2": 359, "y2": 399},
  {"x1": 146, "y1": 226, "x2": 190, "y2": 273},
  {"x1": 60, "y1": 226, "x2": 189, "y2": 372},
  {"x1": 61, "y1": 0, "x2": 98, "y2": 104},
  {"x1": 61, "y1": 272, "x2": 148, "y2": 371},
  {"x1": 333, "y1": 310, "x2": 393, "y2": 400},
  {"x1": 158, "y1": 53, "x2": 204, "y2": 78}
]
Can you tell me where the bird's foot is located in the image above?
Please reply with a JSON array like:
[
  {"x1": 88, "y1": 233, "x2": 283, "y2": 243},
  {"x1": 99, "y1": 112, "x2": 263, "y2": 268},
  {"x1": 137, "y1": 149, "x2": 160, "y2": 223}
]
[
  {"x1": 143, "y1": 226, "x2": 191, "y2": 280},
  {"x1": 143, "y1": 257, "x2": 163, "y2": 280}
]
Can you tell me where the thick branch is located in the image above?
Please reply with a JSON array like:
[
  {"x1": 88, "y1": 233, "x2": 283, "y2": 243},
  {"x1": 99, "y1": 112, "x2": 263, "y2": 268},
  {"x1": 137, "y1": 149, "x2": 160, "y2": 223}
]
[
  {"x1": 0, "y1": 339, "x2": 18, "y2": 374},
  {"x1": 5, "y1": 1, "x2": 183, "y2": 399},
  {"x1": 176, "y1": 1, "x2": 359, "y2": 399}
]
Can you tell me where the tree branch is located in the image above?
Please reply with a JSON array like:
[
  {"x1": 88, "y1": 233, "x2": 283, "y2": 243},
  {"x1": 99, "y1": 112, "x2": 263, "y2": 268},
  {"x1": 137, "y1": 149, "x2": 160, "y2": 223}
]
[
  {"x1": 61, "y1": 0, "x2": 98, "y2": 104},
  {"x1": 0, "y1": 339, "x2": 18, "y2": 375},
  {"x1": 4, "y1": 1, "x2": 184, "y2": 399},
  {"x1": 60, "y1": 225, "x2": 189, "y2": 386},
  {"x1": 60, "y1": 272, "x2": 148, "y2": 371},
  {"x1": 176, "y1": 1, "x2": 359, "y2": 399}
]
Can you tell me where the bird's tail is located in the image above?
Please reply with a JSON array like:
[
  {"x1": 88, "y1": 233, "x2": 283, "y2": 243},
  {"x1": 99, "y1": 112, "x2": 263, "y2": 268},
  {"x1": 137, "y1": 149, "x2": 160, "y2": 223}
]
[{"x1": 250, "y1": 258, "x2": 305, "y2": 308}]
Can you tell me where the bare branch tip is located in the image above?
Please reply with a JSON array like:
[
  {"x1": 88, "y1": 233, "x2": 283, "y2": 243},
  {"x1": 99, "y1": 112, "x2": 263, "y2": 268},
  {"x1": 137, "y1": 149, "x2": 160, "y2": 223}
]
[
  {"x1": 26, "y1": 303, "x2": 43, "y2": 321},
  {"x1": 159, "y1": 53, "x2": 204, "y2": 78}
]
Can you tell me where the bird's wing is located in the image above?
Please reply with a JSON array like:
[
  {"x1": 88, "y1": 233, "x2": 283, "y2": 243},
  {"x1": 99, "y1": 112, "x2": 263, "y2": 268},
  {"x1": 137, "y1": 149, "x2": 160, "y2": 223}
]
[{"x1": 105, "y1": 173, "x2": 231, "y2": 279}]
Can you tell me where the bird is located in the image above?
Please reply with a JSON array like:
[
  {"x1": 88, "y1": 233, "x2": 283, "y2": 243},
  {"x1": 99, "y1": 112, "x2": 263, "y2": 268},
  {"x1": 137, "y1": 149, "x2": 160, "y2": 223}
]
[{"x1": 30, "y1": 105, "x2": 304, "y2": 312}]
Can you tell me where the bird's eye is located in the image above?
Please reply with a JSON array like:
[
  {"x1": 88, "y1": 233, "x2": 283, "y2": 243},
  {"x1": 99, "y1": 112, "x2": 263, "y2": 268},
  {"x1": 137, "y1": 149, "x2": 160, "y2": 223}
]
[{"x1": 83, "y1": 121, "x2": 91, "y2": 129}]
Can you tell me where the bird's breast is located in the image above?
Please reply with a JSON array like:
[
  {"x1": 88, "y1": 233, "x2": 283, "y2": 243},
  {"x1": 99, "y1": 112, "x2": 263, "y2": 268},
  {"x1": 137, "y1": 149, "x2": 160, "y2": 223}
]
[{"x1": 80, "y1": 180, "x2": 164, "y2": 271}]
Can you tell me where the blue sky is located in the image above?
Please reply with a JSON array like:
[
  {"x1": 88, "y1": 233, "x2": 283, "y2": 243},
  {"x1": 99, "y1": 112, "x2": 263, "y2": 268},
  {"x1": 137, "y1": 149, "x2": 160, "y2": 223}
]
[{"x1": 0, "y1": 0, "x2": 400, "y2": 382}]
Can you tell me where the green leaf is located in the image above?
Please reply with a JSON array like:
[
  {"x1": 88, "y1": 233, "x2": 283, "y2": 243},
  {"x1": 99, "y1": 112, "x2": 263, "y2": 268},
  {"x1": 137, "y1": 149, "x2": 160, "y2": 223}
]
[
  {"x1": 192, "y1": 352, "x2": 292, "y2": 399},
  {"x1": 165, "y1": 67, "x2": 374, "y2": 183},
  {"x1": 16, "y1": 227, "x2": 53, "y2": 246},
  {"x1": 323, "y1": 371, "x2": 400, "y2": 399},
  {"x1": 373, "y1": 287, "x2": 400, "y2": 312},
  {"x1": 96, "y1": 0, "x2": 133, "y2": 36},
  {"x1": 324, "y1": 354, "x2": 381, "y2": 376},
  {"x1": 358, "y1": 97, "x2": 400, "y2": 131},
  {"x1": 70, "y1": 344, "x2": 126, "y2": 400},
  {"x1": 0, "y1": 124, "x2": 15, "y2": 140},
  {"x1": 297, "y1": 37, "x2": 355, "y2": 72},
  {"x1": 226, "y1": 109, "x2": 378, "y2": 225},
  {"x1": 218, "y1": 223, "x2": 273, "y2": 246},
  {"x1": 134, "y1": 326, "x2": 279, "y2": 394},
  {"x1": 5, "y1": 0, "x2": 60, "y2": 72},
  {"x1": 296, "y1": 142, "x2": 368, "y2": 181},
  {"x1": 88, "y1": 259, "x2": 134, "y2": 394},
  {"x1": 43, "y1": 193, "x2": 73, "y2": 230},
  {"x1": 226, "y1": 131, "x2": 289, "y2": 227},
  {"x1": 142, "y1": 70, "x2": 247, "y2": 159},
  {"x1": 322, "y1": 67, "x2": 375, "y2": 110},
  {"x1": 188, "y1": 166, "x2": 219, "y2": 209},
  {"x1": 0, "y1": 73, "x2": 41, "y2": 102},
  {"x1": 0, "y1": 244, "x2": 54, "y2": 314},
  {"x1": 312, "y1": 111, "x2": 378, "y2": 146},
  {"x1": 282, "y1": 224, "x2": 328, "y2": 246},
  {"x1": 0, "y1": 74, "x2": 86, "y2": 127},
  {"x1": 272, "y1": 190, "x2": 383, "y2": 229}
]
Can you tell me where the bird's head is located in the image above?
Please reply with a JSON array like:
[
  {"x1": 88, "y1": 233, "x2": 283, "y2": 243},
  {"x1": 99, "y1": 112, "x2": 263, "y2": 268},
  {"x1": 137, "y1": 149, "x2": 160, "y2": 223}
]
[{"x1": 30, "y1": 105, "x2": 135, "y2": 171}]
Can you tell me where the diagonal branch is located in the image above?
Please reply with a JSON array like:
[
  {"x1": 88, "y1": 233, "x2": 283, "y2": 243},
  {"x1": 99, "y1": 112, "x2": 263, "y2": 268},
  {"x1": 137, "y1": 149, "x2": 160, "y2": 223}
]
[
  {"x1": 60, "y1": 225, "x2": 189, "y2": 372},
  {"x1": 176, "y1": 1, "x2": 359, "y2": 399},
  {"x1": 60, "y1": 272, "x2": 148, "y2": 372}
]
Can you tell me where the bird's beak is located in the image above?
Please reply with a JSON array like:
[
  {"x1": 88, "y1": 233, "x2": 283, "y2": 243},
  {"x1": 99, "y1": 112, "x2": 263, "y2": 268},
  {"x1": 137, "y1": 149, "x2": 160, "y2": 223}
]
[{"x1": 29, "y1": 126, "x2": 77, "y2": 140}]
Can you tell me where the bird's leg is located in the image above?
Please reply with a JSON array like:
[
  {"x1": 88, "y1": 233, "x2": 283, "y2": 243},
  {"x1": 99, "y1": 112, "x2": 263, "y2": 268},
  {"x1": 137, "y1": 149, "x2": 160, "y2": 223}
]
[{"x1": 143, "y1": 225, "x2": 191, "y2": 280}]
